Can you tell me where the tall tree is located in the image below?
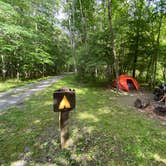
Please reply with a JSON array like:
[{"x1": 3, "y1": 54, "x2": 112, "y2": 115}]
[{"x1": 107, "y1": 0, "x2": 119, "y2": 85}]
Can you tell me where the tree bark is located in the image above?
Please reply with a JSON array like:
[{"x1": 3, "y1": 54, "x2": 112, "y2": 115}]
[
  {"x1": 107, "y1": 0, "x2": 119, "y2": 90},
  {"x1": 163, "y1": 63, "x2": 166, "y2": 82},
  {"x1": 132, "y1": 6, "x2": 140, "y2": 78},
  {"x1": 68, "y1": 0, "x2": 77, "y2": 73},
  {"x1": 102, "y1": 0, "x2": 107, "y2": 29},
  {"x1": 16, "y1": 63, "x2": 20, "y2": 80},
  {"x1": 1, "y1": 55, "x2": 6, "y2": 80},
  {"x1": 79, "y1": 0, "x2": 87, "y2": 43},
  {"x1": 132, "y1": 33, "x2": 139, "y2": 78},
  {"x1": 152, "y1": 13, "x2": 163, "y2": 87}
]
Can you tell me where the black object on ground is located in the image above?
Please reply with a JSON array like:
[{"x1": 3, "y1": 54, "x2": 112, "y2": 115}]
[
  {"x1": 154, "y1": 104, "x2": 166, "y2": 116},
  {"x1": 134, "y1": 98, "x2": 150, "y2": 109},
  {"x1": 153, "y1": 83, "x2": 166, "y2": 101}
]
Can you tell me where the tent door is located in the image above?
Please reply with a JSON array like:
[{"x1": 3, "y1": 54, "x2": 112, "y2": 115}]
[{"x1": 127, "y1": 79, "x2": 136, "y2": 90}]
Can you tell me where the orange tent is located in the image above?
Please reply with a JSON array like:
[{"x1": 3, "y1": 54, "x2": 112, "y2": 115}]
[{"x1": 112, "y1": 74, "x2": 139, "y2": 91}]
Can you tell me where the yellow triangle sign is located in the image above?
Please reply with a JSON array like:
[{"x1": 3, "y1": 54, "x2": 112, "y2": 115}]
[{"x1": 59, "y1": 95, "x2": 71, "y2": 110}]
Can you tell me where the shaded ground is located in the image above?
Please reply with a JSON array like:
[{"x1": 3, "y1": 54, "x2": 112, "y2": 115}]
[
  {"x1": 113, "y1": 89, "x2": 166, "y2": 123},
  {"x1": 0, "y1": 76, "x2": 63, "y2": 112}
]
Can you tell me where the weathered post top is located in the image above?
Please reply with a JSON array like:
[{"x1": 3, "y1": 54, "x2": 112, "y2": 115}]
[{"x1": 53, "y1": 87, "x2": 75, "y2": 112}]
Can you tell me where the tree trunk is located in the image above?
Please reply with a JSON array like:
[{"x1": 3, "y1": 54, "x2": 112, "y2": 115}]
[
  {"x1": 79, "y1": 0, "x2": 87, "y2": 43},
  {"x1": 163, "y1": 64, "x2": 166, "y2": 82},
  {"x1": 1, "y1": 55, "x2": 6, "y2": 80},
  {"x1": 152, "y1": 14, "x2": 163, "y2": 87},
  {"x1": 42, "y1": 64, "x2": 45, "y2": 77},
  {"x1": 79, "y1": 0, "x2": 88, "y2": 63},
  {"x1": 95, "y1": 68, "x2": 98, "y2": 78},
  {"x1": 132, "y1": 14, "x2": 140, "y2": 78},
  {"x1": 146, "y1": 54, "x2": 153, "y2": 82},
  {"x1": 132, "y1": 53, "x2": 138, "y2": 78},
  {"x1": 16, "y1": 63, "x2": 20, "y2": 80},
  {"x1": 68, "y1": 0, "x2": 77, "y2": 73},
  {"x1": 107, "y1": 0, "x2": 119, "y2": 90},
  {"x1": 102, "y1": 0, "x2": 107, "y2": 29}
]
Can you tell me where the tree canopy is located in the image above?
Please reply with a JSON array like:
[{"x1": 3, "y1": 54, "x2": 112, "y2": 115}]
[{"x1": 0, "y1": 0, "x2": 165, "y2": 85}]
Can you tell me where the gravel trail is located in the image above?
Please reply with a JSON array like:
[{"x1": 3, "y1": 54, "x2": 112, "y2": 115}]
[{"x1": 0, "y1": 76, "x2": 63, "y2": 112}]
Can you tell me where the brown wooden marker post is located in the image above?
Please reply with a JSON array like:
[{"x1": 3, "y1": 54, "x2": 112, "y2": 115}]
[
  {"x1": 54, "y1": 88, "x2": 75, "y2": 149},
  {"x1": 59, "y1": 111, "x2": 70, "y2": 149}
]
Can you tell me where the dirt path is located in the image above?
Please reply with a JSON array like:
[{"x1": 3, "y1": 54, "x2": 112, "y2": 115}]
[
  {"x1": 0, "y1": 76, "x2": 63, "y2": 112},
  {"x1": 115, "y1": 91, "x2": 154, "y2": 108},
  {"x1": 114, "y1": 90, "x2": 166, "y2": 123}
]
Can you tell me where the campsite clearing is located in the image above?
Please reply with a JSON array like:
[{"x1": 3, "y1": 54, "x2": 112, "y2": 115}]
[{"x1": 0, "y1": 76, "x2": 165, "y2": 165}]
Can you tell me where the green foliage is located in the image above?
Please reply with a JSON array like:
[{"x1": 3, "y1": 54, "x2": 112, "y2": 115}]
[
  {"x1": 1, "y1": 0, "x2": 165, "y2": 83},
  {"x1": 77, "y1": 29, "x2": 112, "y2": 79},
  {"x1": 0, "y1": 0, "x2": 71, "y2": 80},
  {"x1": 0, "y1": 1, "x2": 17, "y2": 22},
  {"x1": 62, "y1": 0, "x2": 166, "y2": 83}
]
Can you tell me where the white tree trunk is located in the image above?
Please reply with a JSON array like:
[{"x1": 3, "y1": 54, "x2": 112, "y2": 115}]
[{"x1": 1, "y1": 55, "x2": 6, "y2": 80}]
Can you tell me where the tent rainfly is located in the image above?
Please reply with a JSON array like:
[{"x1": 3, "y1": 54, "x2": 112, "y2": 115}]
[{"x1": 112, "y1": 74, "x2": 140, "y2": 91}]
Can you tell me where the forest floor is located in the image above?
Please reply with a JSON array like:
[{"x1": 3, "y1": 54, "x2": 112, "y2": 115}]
[
  {"x1": 0, "y1": 76, "x2": 165, "y2": 165},
  {"x1": 0, "y1": 76, "x2": 63, "y2": 112}
]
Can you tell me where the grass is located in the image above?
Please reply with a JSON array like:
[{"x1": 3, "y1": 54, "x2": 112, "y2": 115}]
[
  {"x1": 0, "y1": 76, "x2": 52, "y2": 92},
  {"x1": 0, "y1": 76, "x2": 165, "y2": 165}
]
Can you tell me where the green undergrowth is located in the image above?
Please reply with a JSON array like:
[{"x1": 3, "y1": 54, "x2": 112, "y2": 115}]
[
  {"x1": 0, "y1": 76, "x2": 52, "y2": 92},
  {"x1": 0, "y1": 76, "x2": 165, "y2": 165}
]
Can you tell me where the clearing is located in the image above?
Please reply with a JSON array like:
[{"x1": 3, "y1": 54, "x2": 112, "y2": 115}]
[{"x1": 0, "y1": 76, "x2": 165, "y2": 165}]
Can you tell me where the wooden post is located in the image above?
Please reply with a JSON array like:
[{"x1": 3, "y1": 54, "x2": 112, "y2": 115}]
[
  {"x1": 54, "y1": 88, "x2": 75, "y2": 149},
  {"x1": 59, "y1": 111, "x2": 70, "y2": 149}
]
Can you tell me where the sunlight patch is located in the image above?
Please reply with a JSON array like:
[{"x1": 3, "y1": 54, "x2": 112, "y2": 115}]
[
  {"x1": 98, "y1": 107, "x2": 110, "y2": 113},
  {"x1": 33, "y1": 119, "x2": 40, "y2": 124},
  {"x1": 75, "y1": 88, "x2": 88, "y2": 94},
  {"x1": 44, "y1": 101, "x2": 52, "y2": 106},
  {"x1": 154, "y1": 154, "x2": 166, "y2": 164},
  {"x1": 0, "y1": 128, "x2": 5, "y2": 134},
  {"x1": 78, "y1": 112, "x2": 99, "y2": 122},
  {"x1": 11, "y1": 160, "x2": 27, "y2": 166}
]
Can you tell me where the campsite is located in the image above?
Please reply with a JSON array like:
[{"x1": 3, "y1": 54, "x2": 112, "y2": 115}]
[{"x1": 0, "y1": 0, "x2": 166, "y2": 165}]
